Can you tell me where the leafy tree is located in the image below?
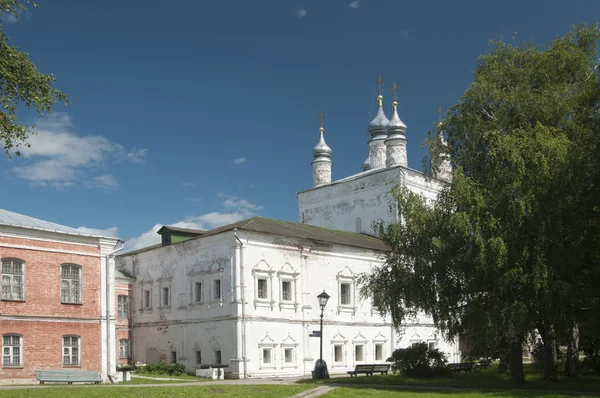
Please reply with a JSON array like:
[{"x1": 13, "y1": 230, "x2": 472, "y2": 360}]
[
  {"x1": 387, "y1": 342, "x2": 449, "y2": 378},
  {"x1": 362, "y1": 24, "x2": 600, "y2": 384},
  {"x1": 0, "y1": 0, "x2": 69, "y2": 157}
]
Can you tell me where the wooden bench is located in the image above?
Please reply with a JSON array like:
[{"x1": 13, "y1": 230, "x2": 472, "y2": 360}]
[
  {"x1": 347, "y1": 364, "x2": 391, "y2": 377},
  {"x1": 447, "y1": 362, "x2": 474, "y2": 373},
  {"x1": 36, "y1": 370, "x2": 102, "y2": 384}
]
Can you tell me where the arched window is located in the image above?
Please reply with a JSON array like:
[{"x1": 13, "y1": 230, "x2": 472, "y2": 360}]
[
  {"x1": 61, "y1": 264, "x2": 82, "y2": 304},
  {"x1": 2, "y1": 334, "x2": 22, "y2": 367},
  {"x1": 62, "y1": 335, "x2": 80, "y2": 365},
  {"x1": 1, "y1": 258, "x2": 25, "y2": 301}
]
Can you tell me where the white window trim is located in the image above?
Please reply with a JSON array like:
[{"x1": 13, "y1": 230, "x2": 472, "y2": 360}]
[
  {"x1": 62, "y1": 335, "x2": 81, "y2": 366},
  {"x1": 352, "y1": 340, "x2": 367, "y2": 364},
  {"x1": 258, "y1": 344, "x2": 277, "y2": 370},
  {"x1": 211, "y1": 277, "x2": 223, "y2": 303},
  {"x1": 337, "y1": 280, "x2": 357, "y2": 314},
  {"x1": 190, "y1": 279, "x2": 204, "y2": 307},
  {"x1": 2, "y1": 334, "x2": 23, "y2": 368},
  {"x1": 119, "y1": 339, "x2": 130, "y2": 358},
  {"x1": 331, "y1": 335, "x2": 348, "y2": 368},
  {"x1": 159, "y1": 283, "x2": 171, "y2": 309},
  {"x1": 252, "y1": 268, "x2": 275, "y2": 310},
  {"x1": 277, "y1": 266, "x2": 299, "y2": 311},
  {"x1": 280, "y1": 343, "x2": 298, "y2": 369},
  {"x1": 140, "y1": 283, "x2": 153, "y2": 311},
  {"x1": 60, "y1": 264, "x2": 83, "y2": 305},
  {"x1": 118, "y1": 295, "x2": 129, "y2": 319},
  {"x1": 373, "y1": 333, "x2": 388, "y2": 363},
  {"x1": 1, "y1": 258, "x2": 26, "y2": 302}
]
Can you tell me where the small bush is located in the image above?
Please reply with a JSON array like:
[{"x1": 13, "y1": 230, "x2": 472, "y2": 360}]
[
  {"x1": 135, "y1": 362, "x2": 186, "y2": 376},
  {"x1": 388, "y1": 342, "x2": 450, "y2": 378}
]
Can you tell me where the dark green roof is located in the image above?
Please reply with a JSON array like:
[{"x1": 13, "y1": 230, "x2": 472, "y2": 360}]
[
  {"x1": 157, "y1": 226, "x2": 206, "y2": 236},
  {"x1": 203, "y1": 217, "x2": 390, "y2": 252}
]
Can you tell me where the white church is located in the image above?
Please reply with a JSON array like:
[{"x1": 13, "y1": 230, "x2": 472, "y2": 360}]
[{"x1": 116, "y1": 84, "x2": 459, "y2": 378}]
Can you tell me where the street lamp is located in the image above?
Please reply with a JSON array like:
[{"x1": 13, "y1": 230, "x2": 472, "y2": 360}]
[{"x1": 314, "y1": 290, "x2": 330, "y2": 379}]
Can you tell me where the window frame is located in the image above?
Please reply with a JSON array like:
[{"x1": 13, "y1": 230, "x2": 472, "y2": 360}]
[
  {"x1": 119, "y1": 339, "x2": 130, "y2": 359},
  {"x1": 141, "y1": 283, "x2": 152, "y2": 311},
  {"x1": 336, "y1": 269, "x2": 357, "y2": 314},
  {"x1": 257, "y1": 278, "x2": 269, "y2": 300},
  {"x1": 195, "y1": 350, "x2": 202, "y2": 365},
  {"x1": 212, "y1": 278, "x2": 222, "y2": 302},
  {"x1": 214, "y1": 350, "x2": 222, "y2": 365},
  {"x1": 62, "y1": 335, "x2": 81, "y2": 367},
  {"x1": 118, "y1": 295, "x2": 129, "y2": 319},
  {"x1": 2, "y1": 334, "x2": 23, "y2": 368},
  {"x1": 60, "y1": 264, "x2": 82, "y2": 305},
  {"x1": 1, "y1": 258, "x2": 25, "y2": 301},
  {"x1": 374, "y1": 343, "x2": 384, "y2": 361},
  {"x1": 160, "y1": 285, "x2": 171, "y2": 308},
  {"x1": 252, "y1": 265, "x2": 274, "y2": 309},
  {"x1": 194, "y1": 281, "x2": 203, "y2": 304},
  {"x1": 277, "y1": 264, "x2": 299, "y2": 311}
]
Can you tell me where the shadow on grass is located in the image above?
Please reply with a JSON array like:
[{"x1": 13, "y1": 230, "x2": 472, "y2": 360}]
[{"x1": 322, "y1": 386, "x2": 597, "y2": 397}]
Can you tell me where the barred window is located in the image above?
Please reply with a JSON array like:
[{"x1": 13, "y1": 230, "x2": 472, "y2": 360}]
[
  {"x1": 257, "y1": 279, "x2": 268, "y2": 299},
  {"x1": 195, "y1": 282, "x2": 203, "y2": 303},
  {"x1": 161, "y1": 286, "x2": 170, "y2": 307},
  {"x1": 2, "y1": 334, "x2": 22, "y2": 367},
  {"x1": 281, "y1": 281, "x2": 291, "y2": 301},
  {"x1": 340, "y1": 283, "x2": 351, "y2": 305},
  {"x1": 214, "y1": 350, "x2": 221, "y2": 365},
  {"x1": 1, "y1": 259, "x2": 24, "y2": 301},
  {"x1": 118, "y1": 295, "x2": 129, "y2": 319},
  {"x1": 195, "y1": 350, "x2": 202, "y2": 365},
  {"x1": 119, "y1": 339, "x2": 130, "y2": 358},
  {"x1": 63, "y1": 336, "x2": 80, "y2": 365},
  {"x1": 61, "y1": 264, "x2": 82, "y2": 304},
  {"x1": 213, "y1": 279, "x2": 221, "y2": 301}
]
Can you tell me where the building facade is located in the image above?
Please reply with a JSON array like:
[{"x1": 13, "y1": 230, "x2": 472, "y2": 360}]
[{"x1": 0, "y1": 209, "x2": 121, "y2": 382}]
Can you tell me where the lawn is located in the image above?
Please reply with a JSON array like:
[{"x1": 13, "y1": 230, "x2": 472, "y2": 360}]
[
  {"x1": 322, "y1": 387, "x2": 597, "y2": 397},
  {"x1": 0, "y1": 384, "x2": 313, "y2": 397},
  {"x1": 305, "y1": 364, "x2": 600, "y2": 394}
]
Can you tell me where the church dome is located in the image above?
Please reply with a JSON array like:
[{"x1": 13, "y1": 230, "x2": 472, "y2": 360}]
[
  {"x1": 368, "y1": 95, "x2": 389, "y2": 135},
  {"x1": 312, "y1": 127, "x2": 332, "y2": 158},
  {"x1": 386, "y1": 101, "x2": 407, "y2": 136}
]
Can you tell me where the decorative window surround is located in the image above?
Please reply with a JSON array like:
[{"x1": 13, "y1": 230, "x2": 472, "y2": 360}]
[
  {"x1": 330, "y1": 331, "x2": 348, "y2": 368},
  {"x1": 277, "y1": 263, "x2": 299, "y2": 311},
  {"x1": 336, "y1": 267, "x2": 357, "y2": 315},
  {"x1": 280, "y1": 334, "x2": 299, "y2": 369},
  {"x1": 352, "y1": 332, "x2": 367, "y2": 364},
  {"x1": 159, "y1": 282, "x2": 171, "y2": 309},
  {"x1": 258, "y1": 334, "x2": 277, "y2": 370},
  {"x1": 252, "y1": 260, "x2": 275, "y2": 310},
  {"x1": 139, "y1": 282, "x2": 153, "y2": 312},
  {"x1": 1, "y1": 259, "x2": 25, "y2": 301},
  {"x1": 189, "y1": 280, "x2": 204, "y2": 308},
  {"x1": 373, "y1": 332, "x2": 388, "y2": 362}
]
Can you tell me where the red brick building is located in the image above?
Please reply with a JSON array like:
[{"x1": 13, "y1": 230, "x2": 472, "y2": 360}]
[{"x1": 0, "y1": 209, "x2": 122, "y2": 382}]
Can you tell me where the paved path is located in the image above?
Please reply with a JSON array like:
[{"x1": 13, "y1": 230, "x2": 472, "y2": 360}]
[{"x1": 291, "y1": 386, "x2": 337, "y2": 398}]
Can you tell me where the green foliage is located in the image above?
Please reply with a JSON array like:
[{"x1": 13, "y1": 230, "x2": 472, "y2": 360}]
[
  {"x1": 135, "y1": 362, "x2": 186, "y2": 376},
  {"x1": 0, "y1": 0, "x2": 69, "y2": 157},
  {"x1": 387, "y1": 342, "x2": 450, "y2": 377},
  {"x1": 363, "y1": 23, "x2": 600, "y2": 384}
]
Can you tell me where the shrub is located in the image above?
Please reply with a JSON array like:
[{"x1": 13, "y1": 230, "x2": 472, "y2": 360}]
[
  {"x1": 135, "y1": 362, "x2": 186, "y2": 376},
  {"x1": 388, "y1": 342, "x2": 450, "y2": 377}
]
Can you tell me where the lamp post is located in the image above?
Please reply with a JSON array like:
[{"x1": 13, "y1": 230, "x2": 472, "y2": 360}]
[{"x1": 315, "y1": 290, "x2": 330, "y2": 379}]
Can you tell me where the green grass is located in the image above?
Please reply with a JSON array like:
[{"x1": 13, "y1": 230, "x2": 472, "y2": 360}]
[
  {"x1": 131, "y1": 373, "x2": 200, "y2": 380},
  {"x1": 0, "y1": 385, "x2": 313, "y2": 397},
  {"x1": 301, "y1": 365, "x2": 600, "y2": 393},
  {"x1": 322, "y1": 387, "x2": 597, "y2": 397}
]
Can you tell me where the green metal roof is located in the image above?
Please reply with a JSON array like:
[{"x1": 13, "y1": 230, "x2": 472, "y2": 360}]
[{"x1": 202, "y1": 217, "x2": 390, "y2": 252}]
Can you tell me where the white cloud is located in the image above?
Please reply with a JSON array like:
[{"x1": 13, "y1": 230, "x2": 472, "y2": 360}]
[
  {"x1": 75, "y1": 226, "x2": 119, "y2": 238},
  {"x1": 233, "y1": 157, "x2": 247, "y2": 165},
  {"x1": 349, "y1": 1, "x2": 359, "y2": 9},
  {"x1": 182, "y1": 182, "x2": 196, "y2": 187},
  {"x1": 1, "y1": 9, "x2": 30, "y2": 24},
  {"x1": 10, "y1": 113, "x2": 147, "y2": 188},
  {"x1": 296, "y1": 8, "x2": 307, "y2": 18},
  {"x1": 89, "y1": 174, "x2": 120, "y2": 190},
  {"x1": 123, "y1": 195, "x2": 264, "y2": 252}
]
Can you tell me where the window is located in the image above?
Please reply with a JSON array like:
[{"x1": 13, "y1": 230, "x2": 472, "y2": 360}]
[
  {"x1": 195, "y1": 282, "x2": 203, "y2": 303},
  {"x1": 213, "y1": 279, "x2": 221, "y2": 301},
  {"x1": 63, "y1": 336, "x2": 80, "y2": 365},
  {"x1": 195, "y1": 350, "x2": 202, "y2": 365},
  {"x1": 143, "y1": 289, "x2": 151, "y2": 308},
  {"x1": 428, "y1": 342, "x2": 437, "y2": 351},
  {"x1": 257, "y1": 278, "x2": 268, "y2": 299},
  {"x1": 119, "y1": 339, "x2": 130, "y2": 358},
  {"x1": 340, "y1": 283, "x2": 351, "y2": 305},
  {"x1": 375, "y1": 344, "x2": 383, "y2": 361},
  {"x1": 262, "y1": 348, "x2": 272, "y2": 364},
  {"x1": 162, "y1": 286, "x2": 170, "y2": 307},
  {"x1": 214, "y1": 350, "x2": 222, "y2": 365},
  {"x1": 1, "y1": 259, "x2": 24, "y2": 301},
  {"x1": 334, "y1": 345, "x2": 343, "y2": 363},
  {"x1": 2, "y1": 334, "x2": 22, "y2": 367},
  {"x1": 355, "y1": 345, "x2": 364, "y2": 362},
  {"x1": 170, "y1": 351, "x2": 177, "y2": 364},
  {"x1": 118, "y1": 295, "x2": 129, "y2": 319},
  {"x1": 61, "y1": 264, "x2": 81, "y2": 304},
  {"x1": 281, "y1": 281, "x2": 291, "y2": 301},
  {"x1": 284, "y1": 348, "x2": 293, "y2": 364}
]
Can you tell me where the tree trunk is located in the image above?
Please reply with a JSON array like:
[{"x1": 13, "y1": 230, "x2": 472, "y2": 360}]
[
  {"x1": 509, "y1": 333, "x2": 525, "y2": 384},
  {"x1": 539, "y1": 321, "x2": 558, "y2": 381},
  {"x1": 565, "y1": 325, "x2": 579, "y2": 377}
]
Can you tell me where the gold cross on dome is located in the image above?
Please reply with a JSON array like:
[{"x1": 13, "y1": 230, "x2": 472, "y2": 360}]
[
  {"x1": 316, "y1": 109, "x2": 326, "y2": 128},
  {"x1": 435, "y1": 104, "x2": 445, "y2": 124},
  {"x1": 374, "y1": 75, "x2": 386, "y2": 95},
  {"x1": 389, "y1": 81, "x2": 400, "y2": 101}
]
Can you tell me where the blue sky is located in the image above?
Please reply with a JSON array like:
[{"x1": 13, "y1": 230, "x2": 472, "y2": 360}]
[{"x1": 1, "y1": 0, "x2": 597, "y2": 250}]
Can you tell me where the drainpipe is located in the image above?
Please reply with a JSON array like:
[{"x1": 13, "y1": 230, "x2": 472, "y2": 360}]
[
  {"x1": 106, "y1": 241, "x2": 125, "y2": 382},
  {"x1": 233, "y1": 229, "x2": 247, "y2": 379}
]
